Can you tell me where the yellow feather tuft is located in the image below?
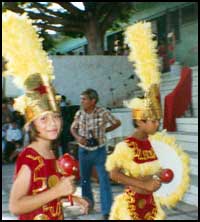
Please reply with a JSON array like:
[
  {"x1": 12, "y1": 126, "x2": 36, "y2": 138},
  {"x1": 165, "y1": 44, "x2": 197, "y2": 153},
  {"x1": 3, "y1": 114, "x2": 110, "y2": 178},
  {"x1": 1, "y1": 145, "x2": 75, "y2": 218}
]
[
  {"x1": 2, "y1": 11, "x2": 54, "y2": 89},
  {"x1": 125, "y1": 21, "x2": 161, "y2": 91}
]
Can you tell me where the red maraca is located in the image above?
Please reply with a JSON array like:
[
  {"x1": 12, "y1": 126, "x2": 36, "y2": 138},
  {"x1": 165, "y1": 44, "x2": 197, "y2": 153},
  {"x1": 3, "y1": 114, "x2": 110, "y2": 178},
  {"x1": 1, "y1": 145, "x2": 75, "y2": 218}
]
[
  {"x1": 160, "y1": 168, "x2": 174, "y2": 183},
  {"x1": 57, "y1": 153, "x2": 80, "y2": 205}
]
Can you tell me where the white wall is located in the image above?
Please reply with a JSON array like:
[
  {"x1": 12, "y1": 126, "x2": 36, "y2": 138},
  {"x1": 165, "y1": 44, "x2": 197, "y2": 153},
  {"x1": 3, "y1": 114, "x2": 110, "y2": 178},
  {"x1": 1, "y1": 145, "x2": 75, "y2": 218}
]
[
  {"x1": 3, "y1": 56, "x2": 139, "y2": 107},
  {"x1": 3, "y1": 76, "x2": 24, "y2": 97},
  {"x1": 51, "y1": 56, "x2": 137, "y2": 107}
]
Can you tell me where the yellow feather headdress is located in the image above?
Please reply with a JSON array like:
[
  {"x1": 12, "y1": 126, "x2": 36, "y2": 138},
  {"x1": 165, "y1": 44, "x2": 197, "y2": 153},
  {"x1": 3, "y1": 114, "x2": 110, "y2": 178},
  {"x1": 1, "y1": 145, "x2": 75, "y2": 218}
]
[
  {"x1": 124, "y1": 21, "x2": 162, "y2": 120},
  {"x1": 2, "y1": 11, "x2": 60, "y2": 126}
]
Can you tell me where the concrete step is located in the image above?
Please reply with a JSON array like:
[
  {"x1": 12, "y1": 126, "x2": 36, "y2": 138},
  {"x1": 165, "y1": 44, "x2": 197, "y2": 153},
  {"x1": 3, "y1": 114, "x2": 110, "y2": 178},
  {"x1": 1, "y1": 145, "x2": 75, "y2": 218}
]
[
  {"x1": 160, "y1": 66, "x2": 198, "y2": 82},
  {"x1": 176, "y1": 118, "x2": 198, "y2": 133},
  {"x1": 189, "y1": 160, "x2": 198, "y2": 176},
  {"x1": 161, "y1": 118, "x2": 198, "y2": 132},
  {"x1": 161, "y1": 73, "x2": 198, "y2": 84},
  {"x1": 161, "y1": 116, "x2": 198, "y2": 127},
  {"x1": 183, "y1": 184, "x2": 198, "y2": 206},
  {"x1": 160, "y1": 82, "x2": 198, "y2": 92},
  {"x1": 183, "y1": 192, "x2": 198, "y2": 207},
  {"x1": 159, "y1": 89, "x2": 198, "y2": 99},
  {"x1": 160, "y1": 72, "x2": 198, "y2": 84}
]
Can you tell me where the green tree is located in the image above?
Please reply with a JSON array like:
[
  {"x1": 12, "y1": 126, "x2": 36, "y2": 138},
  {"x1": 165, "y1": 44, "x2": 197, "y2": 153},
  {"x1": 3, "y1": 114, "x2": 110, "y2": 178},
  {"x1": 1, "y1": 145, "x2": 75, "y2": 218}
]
[{"x1": 2, "y1": 2, "x2": 135, "y2": 54}]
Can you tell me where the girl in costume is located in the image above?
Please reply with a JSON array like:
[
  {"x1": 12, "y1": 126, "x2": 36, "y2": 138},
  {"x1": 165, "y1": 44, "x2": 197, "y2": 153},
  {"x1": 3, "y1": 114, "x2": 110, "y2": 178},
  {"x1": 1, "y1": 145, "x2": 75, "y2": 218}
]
[
  {"x1": 3, "y1": 11, "x2": 89, "y2": 220},
  {"x1": 105, "y1": 22, "x2": 182, "y2": 220}
]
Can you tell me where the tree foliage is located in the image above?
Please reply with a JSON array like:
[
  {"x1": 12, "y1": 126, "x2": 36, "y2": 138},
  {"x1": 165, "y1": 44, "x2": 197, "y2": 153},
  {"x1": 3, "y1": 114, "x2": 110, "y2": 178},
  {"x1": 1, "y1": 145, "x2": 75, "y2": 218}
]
[{"x1": 3, "y1": 2, "x2": 135, "y2": 54}]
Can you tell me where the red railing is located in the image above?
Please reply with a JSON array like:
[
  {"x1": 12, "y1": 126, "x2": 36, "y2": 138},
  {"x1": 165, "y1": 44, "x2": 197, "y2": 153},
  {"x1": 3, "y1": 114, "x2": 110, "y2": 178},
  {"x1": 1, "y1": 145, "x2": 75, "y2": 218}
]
[{"x1": 163, "y1": 66, "x2": 192, "y2": 131}]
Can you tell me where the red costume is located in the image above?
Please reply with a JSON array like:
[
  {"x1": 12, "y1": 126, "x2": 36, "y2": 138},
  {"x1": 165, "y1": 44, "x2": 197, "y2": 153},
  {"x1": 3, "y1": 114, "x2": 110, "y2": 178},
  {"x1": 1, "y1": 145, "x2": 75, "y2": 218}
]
[
  {"x1": 124, "y1": 137, "x2": 158, "y2": 220},
  {"x1": 106, "y1": 136, "x2": 165, "y2": 220},
  {"x1": 14, "y1": 147, "x2": 63, "y2": 220}
]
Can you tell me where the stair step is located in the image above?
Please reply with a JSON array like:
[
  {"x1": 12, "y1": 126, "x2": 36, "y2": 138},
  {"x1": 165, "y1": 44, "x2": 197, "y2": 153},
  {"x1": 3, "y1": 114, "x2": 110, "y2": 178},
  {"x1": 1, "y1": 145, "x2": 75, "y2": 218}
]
[
  {"x1": 187, "y1": 152, "x2": 198, "y2": 176},
  {"x1": 183, "y1": 192, "x2": 198, "y2": 207},
  {"x1": 161, "y1": 67, "x2": 198, "y2": 80},
  {"x1": 183, "y1": 183, "x2": 198, "y2": 206},
  {"x1": 161, "y1": 71, "x2": 198, "y2": 80},
  {"x1": 187, "y1": 185, "x2": 198, "y2": 195},
  {"x1": 175, "y1": 141, "x2": 197, "y2": 153},
  {"x1": 190, "y1": 164, "x2": 198, "y2": 176},
  {"x1": 176, "y1": 117, "x2": 198, "y2": 123},
  {"x1": 166, "y1": 132, "x2": 198, "y2": 142},
  {"x1": 190, "y1": 174, "x2": 198, "y2": 186},
  {"x1": 135, "y1": 89, "x2": 198, "y2": 99},
  {"x1": 160, "y1": 83, "x2": 198, "y2": 92},
  {"x1": 161, "y1": 118, "x2": 198, "y2": 133},
  {"x1": 160, "y1": 89, "x2": 198, "y2": 98},
  {"x1": 176, "y1": 118, "x2": 198, "y2": 131}
]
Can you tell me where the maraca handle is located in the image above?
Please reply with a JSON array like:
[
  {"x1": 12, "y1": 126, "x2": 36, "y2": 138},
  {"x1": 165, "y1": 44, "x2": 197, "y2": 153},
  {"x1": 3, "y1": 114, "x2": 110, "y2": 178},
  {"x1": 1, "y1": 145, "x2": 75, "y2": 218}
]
[{"x1": 67, "y1": 195, "x2": 74, "y2": 206}]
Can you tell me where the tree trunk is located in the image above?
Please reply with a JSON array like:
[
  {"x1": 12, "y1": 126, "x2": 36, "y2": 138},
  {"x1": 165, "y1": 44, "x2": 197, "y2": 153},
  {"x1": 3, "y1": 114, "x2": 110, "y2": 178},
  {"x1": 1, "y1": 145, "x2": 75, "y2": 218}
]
[{"x1": 85, "y1": 19, "x2": 105, "y2": 55}]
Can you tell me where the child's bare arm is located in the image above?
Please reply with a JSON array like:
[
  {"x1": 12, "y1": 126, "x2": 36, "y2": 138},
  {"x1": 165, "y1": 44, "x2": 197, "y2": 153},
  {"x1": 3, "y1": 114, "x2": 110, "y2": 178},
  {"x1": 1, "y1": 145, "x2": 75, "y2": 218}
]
[
  {"x1": 110, "y1": 168, "x2": 161, "y2": 193},
  {"x1": 9, "y1": 165, "x2": 76, "y2": 215}
]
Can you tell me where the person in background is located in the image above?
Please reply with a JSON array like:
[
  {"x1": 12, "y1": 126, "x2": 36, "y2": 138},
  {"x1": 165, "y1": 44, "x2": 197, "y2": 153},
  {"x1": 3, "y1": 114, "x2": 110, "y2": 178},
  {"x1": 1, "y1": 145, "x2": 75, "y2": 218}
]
[
  {"x1": 59, "y1": 95, "x2": 70, "y2": 155},
  {"x1": 4, "y1": 120, "x2": 23, "y2": 162},
  {"x1": 71, "y1": 88, "x2": 121, "y2": 220},
  {"x1": 2, "y1": 100, "x2": 13, "y2": 125}
]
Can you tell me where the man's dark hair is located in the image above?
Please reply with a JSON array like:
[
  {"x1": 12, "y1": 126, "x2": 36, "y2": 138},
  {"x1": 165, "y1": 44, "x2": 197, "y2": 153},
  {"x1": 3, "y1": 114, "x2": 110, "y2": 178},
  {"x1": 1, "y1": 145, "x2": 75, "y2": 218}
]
[
  {"x1": 10, "y1": 119, "x2": 17, "y2": 124},
  {"x1": 61, "y1": 95, "x2": 66, "y2": 101},
  {"x1": 81, "y1": 88, "x2": 99, "y2": 103}
]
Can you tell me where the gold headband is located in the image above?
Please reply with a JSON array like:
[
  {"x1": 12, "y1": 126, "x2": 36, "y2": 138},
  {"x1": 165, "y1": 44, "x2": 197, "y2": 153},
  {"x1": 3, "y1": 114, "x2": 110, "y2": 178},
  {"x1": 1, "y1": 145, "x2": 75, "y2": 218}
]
[
  {"x1": 127, "y1": 84, "x2": 162, "y2": 120},
  {"x1": 14, "y1": 73, "x2": 61, "y2": 126}
]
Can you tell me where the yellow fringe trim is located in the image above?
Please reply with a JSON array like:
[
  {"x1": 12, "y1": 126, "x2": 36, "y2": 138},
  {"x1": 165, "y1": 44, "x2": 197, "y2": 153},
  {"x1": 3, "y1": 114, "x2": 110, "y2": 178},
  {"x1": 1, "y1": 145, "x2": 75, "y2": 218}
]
[
  {"x1": 149, "y1": 131, "x2": 190, "y2": 208},
  {"x1": 105, "y1": 141, "x2": 162, "y2": 178},
  {"x1": 109, "y1": 193, "x2": 166, "y2": 220}
]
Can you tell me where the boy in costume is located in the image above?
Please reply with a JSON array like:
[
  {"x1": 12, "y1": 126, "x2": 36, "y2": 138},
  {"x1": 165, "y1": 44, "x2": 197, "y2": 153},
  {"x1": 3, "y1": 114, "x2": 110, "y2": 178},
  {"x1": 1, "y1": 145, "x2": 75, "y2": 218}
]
[{"x1": 105, "y1": 22, "x2": 190, "y2": 220}]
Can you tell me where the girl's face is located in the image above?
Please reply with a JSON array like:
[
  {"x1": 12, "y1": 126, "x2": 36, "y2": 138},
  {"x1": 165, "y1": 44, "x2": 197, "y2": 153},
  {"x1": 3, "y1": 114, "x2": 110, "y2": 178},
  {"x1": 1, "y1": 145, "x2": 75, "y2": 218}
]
[{"x1": 33, "y1": 112, "x2": 62, "y2": 141}]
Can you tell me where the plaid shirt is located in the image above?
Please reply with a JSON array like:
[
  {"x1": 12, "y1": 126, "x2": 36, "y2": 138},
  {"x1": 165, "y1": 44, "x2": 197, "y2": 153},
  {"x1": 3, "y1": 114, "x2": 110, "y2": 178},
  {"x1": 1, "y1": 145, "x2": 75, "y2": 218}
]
[{"x1": 72, "y1": 106, "x2": 119, "y2": 150}]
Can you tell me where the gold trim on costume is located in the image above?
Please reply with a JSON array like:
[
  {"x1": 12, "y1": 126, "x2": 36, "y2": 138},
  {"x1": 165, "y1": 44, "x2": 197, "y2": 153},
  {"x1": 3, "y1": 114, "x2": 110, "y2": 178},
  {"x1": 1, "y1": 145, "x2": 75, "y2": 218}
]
[
  {"x1": 137, "y1": 198, "x2": 147, "y2": 209},
  {"x1": 125, "y1": 140, "x2": 157, "y2": 161},
  {"x1": 126, "y1": 189, "x2": 157, "y2": 220},
  {"x1": 33, "y1": 214, "x2": 49, "y2": 220},
  {"x1": 47, "y1": 175, "x2": 59, "y2": 188},
  {"x1": 43, "y1": 202, "x2": 62, "y2": 217},
  {"x1": 26, "y1": 155, "x2": 47, "y2": 194}
]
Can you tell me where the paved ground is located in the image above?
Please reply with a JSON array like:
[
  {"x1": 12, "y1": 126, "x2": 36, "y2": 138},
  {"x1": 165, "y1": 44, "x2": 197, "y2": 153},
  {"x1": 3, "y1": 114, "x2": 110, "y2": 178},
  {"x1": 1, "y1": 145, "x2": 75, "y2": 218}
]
[{"x1": 2, "y1": 163, "x2": 198, "y2": 220}]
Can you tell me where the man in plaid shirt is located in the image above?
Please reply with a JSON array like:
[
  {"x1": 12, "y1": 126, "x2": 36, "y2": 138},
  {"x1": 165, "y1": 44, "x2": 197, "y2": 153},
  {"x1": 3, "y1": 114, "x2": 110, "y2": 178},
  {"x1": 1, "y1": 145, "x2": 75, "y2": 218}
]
[{"x1": 71, "y1": 88, "x2": 121, "y2": 220}]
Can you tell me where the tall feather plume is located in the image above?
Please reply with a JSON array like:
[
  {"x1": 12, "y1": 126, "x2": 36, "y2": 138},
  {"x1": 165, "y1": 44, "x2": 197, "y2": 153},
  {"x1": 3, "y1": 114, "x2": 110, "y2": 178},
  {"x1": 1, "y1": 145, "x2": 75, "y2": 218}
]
[
  {"x1": 125, "y1": 21, "x2": 161, "y2": 91},
  {"x1": 2, "y1": 11, "x2": 54, "y2": 89}
]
